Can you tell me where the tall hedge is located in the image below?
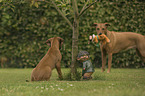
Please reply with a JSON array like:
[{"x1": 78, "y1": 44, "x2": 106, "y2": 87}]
[{"x1": 0, "y1": 1, "x2": 145, "y2": 68}]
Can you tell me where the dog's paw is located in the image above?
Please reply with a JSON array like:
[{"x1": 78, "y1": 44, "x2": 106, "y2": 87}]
[{"x1": 107, "y1": 70, "x2": 110, "y2": 73}]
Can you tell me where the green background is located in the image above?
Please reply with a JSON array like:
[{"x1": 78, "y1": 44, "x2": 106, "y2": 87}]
[{"x1": 0, "y1": 0, "x2": 145, "y2": 68}]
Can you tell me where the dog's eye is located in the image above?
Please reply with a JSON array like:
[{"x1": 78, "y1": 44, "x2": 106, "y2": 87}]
[
  {"x1": 97, "y1": 28, "x2": 100, "y2": 30},
  {"x1": 102, "y1": 28, "x2": 105, "y2": 30}
]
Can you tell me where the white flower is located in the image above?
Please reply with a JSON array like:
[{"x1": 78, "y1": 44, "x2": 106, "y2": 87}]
[
  {"x1": 36, "y1": 86, "x2": 39, "y2": 89},
  {"x1": 60, "y1": 89, "x2": 64, "y2": 91},
  {"x1": 46, "y1": 88, "x2": 48, "y2": 90},
  {"x1": 70, "y1": 84, "x2": 73, "y2": 86},
  {"x1": 41, "y1": 87, "x2": 44, "y2": 89},
  {"x1": 58, "y1": 88, "x2": 64, "y2": 91}
]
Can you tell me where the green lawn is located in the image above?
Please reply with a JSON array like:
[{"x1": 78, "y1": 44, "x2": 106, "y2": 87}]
[{"x1": 0, "y1": 68, "x2": 145, "y2": 96}]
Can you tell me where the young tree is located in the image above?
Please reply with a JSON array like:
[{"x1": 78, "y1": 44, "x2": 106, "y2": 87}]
[{"x1": 32, "y1": 0, "x2": 97, "y2": 80}]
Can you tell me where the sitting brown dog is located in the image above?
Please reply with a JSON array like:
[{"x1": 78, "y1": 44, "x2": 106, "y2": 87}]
[{"x1": 31, "y1": 37, "x2": 64, "y2": 81}]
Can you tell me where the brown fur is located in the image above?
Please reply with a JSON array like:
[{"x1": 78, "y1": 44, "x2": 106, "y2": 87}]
[
  {"x1": 31, "y1": 37, "x2": 64, "y2": 81},
  {"x1": 93, "y1": 23, "x2": 145, "y2": 73}
]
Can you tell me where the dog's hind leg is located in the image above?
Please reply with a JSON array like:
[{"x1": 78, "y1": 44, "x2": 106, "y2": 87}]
[
  {"x1": 42, "y1": 67, "x2": 52, "y2": 81},
  {"x1": 31, "y1": 68, "x2": 36, "y2": 81},
  {"x1": 101, "y1": 49, "x2": 107, "y2": 72},
  {"x1": 31, "y1": 76, "x2": 34, "y2": 81},
  {"x1": 136, "y1": 48, "x2": 145, "y2": 62}
]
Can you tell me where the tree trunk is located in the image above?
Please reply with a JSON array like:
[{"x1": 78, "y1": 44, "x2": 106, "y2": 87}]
[
  {"x1": 71, "y1": 19, "x2": 79, "y2": 79},
  {"x1": 71, "y1": 0, "x2": 79, "y2": 80}
]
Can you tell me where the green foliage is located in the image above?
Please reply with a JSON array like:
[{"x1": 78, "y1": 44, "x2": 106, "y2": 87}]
[{"x1": 0, "y1": 1, "x2": 145, "y2": 68}]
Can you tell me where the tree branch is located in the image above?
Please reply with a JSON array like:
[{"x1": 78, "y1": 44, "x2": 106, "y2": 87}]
[
  {"x1": 78, "y1": 0, "x2": 97, "y2": 18},
  {"x1": 79, "y1": 0, "x2": 90, "y2": 15},
  {"x1": 49, "y1": 0, "x2": 73, "y2": 28}
]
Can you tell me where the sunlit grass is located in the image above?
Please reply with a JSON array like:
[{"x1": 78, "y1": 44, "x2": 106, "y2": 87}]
[{"x1": 0, "y1": 68, "x2": 145, "y2": 96}]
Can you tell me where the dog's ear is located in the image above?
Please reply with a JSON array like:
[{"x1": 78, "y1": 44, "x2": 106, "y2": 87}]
[
  {"x1": 92, "y1": 23, "x2": 98, "y2": 27},
  {"x1": 58, "y1": 37, "x2": 64, "y2": 43},
  {"x1": 57, "y1": 37, "x2": 64, "y2": 48},
  {"x1": 104, "y1": 23, "x2": 110, "y2": 27},
  {"x1": 46, "y1": 38, "x2": 53, "y2": 46}
]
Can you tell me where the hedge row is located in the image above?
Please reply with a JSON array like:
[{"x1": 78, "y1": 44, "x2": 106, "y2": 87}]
[{"x1": 0, "y1": 1, "x2": 145, "y2": 68}]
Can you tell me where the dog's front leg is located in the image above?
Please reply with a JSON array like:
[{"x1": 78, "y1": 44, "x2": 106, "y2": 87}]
[
  {"x1": 101, "y1": 49, "x2": 107, "y2": 72},
  {"x1": 107, "y1": 53, "x2": 112, "y2": 73},
  {"x1": 56, "y1": 61, "x2": 63, "y2": 80}
]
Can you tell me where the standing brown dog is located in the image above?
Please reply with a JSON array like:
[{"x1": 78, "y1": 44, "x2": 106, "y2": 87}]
[
  {"x1": 31, "y1": 37, "x2": 64, "y2": 81},
  {"x1": 93, "y1": 23, "x2": 145, "y2": 73}
]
